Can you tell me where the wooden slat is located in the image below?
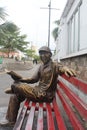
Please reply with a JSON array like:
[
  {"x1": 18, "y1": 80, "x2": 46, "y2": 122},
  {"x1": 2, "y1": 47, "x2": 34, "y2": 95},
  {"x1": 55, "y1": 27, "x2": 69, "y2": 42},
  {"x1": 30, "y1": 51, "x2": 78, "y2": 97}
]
[
  {"x1": 25, "y1": 102, "x2": 35, "y2": 130},
  {"x1": 53, "y1": 99, "x2": 67, "y2": 130},
  {"x1": 13, "y1": 105, "x2": 27, "y2": 130},
  {"x1": 58, "y1": 90, "x2": 84, "y2": 130},
  {"x1": 37, "y1": 103, "x2": 43, "y2": 130},
  {"x1": 46, "y1": 103, "x2": 55, "y2": 130},
  {"x1": 58, "y1": 81, "x2": 87, "y2": 120},
  {"x1": 61, "y1": 74, "x2": 87, "y2": 94}
]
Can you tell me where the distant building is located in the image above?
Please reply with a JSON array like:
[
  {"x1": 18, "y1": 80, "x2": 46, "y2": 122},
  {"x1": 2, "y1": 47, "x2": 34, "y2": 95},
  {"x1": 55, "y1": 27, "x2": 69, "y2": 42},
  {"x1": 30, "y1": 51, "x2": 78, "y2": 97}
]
[
  {"x1": 55, "y1": 0, "x2": 87, "y2": 81},
  {"x1": 0, "y1": 51, "x2": 19, "y2": 58},
  {"x1": 0, "y1": 50, "x2": 25, "y2": 61},
  {"x1": 31, "y1": 45, "x2": 38, "y2": 55}
]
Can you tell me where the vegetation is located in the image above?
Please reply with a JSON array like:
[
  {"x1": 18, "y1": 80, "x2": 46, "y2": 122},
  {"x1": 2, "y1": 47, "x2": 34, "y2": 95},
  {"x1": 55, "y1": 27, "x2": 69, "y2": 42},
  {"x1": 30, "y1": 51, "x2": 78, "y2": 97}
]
[
  {"x1": 0, "y1": 22, "x2": 29, "y2": 57},
  {"x1": 52, "y1": 20, "x2": 60, "y2": 41},
  {"x1": 33, "y1": 55, "x2": 40, "y2": 61},
  {"x1": 24, "y1": 49, "x2": 40, "y2": 61},
  {"x1": 0, "y1": 7, "x2": 7, "y2": 21},
  {"x1": 25, "y1": 49, "x2": 35, "y2": 58}
]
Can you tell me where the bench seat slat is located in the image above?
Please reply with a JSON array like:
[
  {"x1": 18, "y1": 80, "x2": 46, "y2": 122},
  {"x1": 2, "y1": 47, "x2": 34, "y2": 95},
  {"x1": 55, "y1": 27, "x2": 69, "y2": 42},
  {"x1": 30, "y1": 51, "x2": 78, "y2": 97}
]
[
  {"x1": 37, "y1": 103, "x2": 43, "y2": 130},
  {"x1": 58, "y1": 80, "x2": 87, "y2": 120},
  {"x1": 13, "y1": 105, "x2": 27, "y2": 130},
  {"x1": 53, "y1": 99, "x2": 67, "y2": 130},
  {"x1": 46, "y1": 103, "x2": 55, "y2": 130},
  {"x1": 58, "y1": 90, "x2": 84, "y2": 130},
  {"x1": 62, "y1": 74, "x2": 87, "y2": 94},
  {"x1": 25, "y1": 102, "x2": 35, "y2": 130}
]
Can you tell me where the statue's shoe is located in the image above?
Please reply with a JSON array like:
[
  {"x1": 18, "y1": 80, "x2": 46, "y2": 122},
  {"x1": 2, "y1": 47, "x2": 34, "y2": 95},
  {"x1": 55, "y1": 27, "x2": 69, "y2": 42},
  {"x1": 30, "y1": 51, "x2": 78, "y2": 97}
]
[
  {"x1": 0, "y1": 118, "x2": 15, "y2": 126},
  {"x1": 4, "y1": 87, "x2": 13, "y2": 94}
]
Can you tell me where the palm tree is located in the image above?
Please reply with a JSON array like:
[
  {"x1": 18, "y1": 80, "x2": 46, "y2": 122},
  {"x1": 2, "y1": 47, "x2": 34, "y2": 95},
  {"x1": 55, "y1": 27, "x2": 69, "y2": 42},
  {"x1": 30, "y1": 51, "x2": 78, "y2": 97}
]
[
  {"x1": 0, "y1": 22, "x2": 29, "y2": 57},
  {"x1": 52, "y1": 20, "x2": 60, "y2": 41},
  {"x1": 0, "y1": 7, "x2": 8, "y2": 42},
  {"x1": 0, "y1": 7, "x2": 7, "y2": 21},
  {"x1": 0, "y1": 8, "x2": 29, "y2": 57}
]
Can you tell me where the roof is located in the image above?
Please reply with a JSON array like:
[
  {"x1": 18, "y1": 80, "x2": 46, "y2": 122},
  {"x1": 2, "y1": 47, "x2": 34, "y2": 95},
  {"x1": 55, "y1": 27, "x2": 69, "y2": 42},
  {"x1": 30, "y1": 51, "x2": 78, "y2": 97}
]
[{"x1": 61, "y1": 0, "x2": 75, "y2": 18}]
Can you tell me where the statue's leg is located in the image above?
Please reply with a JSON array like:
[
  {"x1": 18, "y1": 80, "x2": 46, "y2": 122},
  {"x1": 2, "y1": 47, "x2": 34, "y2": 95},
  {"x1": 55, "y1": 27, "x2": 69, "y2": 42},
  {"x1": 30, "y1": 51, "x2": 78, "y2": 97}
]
[
  {"x1": 0, "y1": 94, "x2": 25, "y2": 126},
  {"x1": 5, "y1": 87, "x2": 13, "y2": 94},
  {"x1": 11, "y1": 83, "x2": 50, "y2": 102},
  {"x1": 6, "y1": 95, "x2": 20, "y2": 122},
  {"x1": 11, "y1": 83, "x2": 37, "y2": 100}
]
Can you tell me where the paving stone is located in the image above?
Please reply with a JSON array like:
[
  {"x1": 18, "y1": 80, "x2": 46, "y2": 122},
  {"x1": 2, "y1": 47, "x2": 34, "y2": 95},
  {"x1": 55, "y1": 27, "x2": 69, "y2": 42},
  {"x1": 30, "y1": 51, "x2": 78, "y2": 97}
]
[{"x1": 0, "y1": 107, "x2": 13, "y2": 130}]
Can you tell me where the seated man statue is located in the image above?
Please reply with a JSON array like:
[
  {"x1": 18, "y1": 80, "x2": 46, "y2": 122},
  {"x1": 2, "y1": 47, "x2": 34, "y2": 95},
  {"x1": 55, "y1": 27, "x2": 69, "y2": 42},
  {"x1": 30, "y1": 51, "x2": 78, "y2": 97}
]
[{"x1": 0, "y1": 46, "x2": 76, "y2": 126}]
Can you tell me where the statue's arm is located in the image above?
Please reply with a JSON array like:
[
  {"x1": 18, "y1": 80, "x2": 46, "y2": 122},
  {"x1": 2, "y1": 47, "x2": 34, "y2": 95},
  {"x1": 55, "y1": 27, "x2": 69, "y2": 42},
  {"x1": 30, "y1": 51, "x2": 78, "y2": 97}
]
[
  {"x1": 57, "y1": 63, "x2": 76, "y2": 77},
  {"x1": 5, "y1": 68, "x2": 40, "y2": 83}
]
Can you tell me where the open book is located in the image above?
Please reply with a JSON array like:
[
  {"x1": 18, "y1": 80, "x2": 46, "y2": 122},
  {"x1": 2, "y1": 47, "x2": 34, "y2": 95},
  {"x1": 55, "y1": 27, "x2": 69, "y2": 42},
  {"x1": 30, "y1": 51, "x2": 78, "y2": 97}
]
[{"x1": 7, "y1": 71, "x2": 22, "y2": 81}]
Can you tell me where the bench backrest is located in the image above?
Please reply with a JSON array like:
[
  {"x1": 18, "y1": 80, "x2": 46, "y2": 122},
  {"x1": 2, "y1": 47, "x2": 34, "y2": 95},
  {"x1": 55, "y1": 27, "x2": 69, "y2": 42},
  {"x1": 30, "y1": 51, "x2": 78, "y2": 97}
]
[{"x1": 57, "y1": 74, "x2": 87, "y2": 129}]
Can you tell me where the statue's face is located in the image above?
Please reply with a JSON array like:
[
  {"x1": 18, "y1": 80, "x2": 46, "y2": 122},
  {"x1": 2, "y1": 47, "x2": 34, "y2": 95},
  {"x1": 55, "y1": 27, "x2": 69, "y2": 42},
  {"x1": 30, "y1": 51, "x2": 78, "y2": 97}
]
[{"x1": 39, "y1": 51, "x2": 51, "y2": 64}]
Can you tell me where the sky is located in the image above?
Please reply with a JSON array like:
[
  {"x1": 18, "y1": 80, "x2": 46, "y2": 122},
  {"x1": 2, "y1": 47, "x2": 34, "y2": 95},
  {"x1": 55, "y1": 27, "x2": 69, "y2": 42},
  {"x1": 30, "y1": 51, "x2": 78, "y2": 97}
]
[{"x1": 0, "y1": 0, "x2": 67, "y2": 50}]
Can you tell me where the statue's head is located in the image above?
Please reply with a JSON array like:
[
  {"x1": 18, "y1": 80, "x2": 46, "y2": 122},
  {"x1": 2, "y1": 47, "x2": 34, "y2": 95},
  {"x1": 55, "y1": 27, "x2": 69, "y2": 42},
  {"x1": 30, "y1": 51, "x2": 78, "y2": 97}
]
[{"x1": 39, "y1": 46, "x2": 52, "y2": 64}]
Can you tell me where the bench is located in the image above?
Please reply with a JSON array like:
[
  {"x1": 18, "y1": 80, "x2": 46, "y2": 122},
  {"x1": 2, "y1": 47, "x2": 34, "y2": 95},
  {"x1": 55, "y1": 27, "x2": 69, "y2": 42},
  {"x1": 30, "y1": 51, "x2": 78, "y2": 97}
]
[{"x1": 13, "y1": 74, "x2": 87, "y2": 130}]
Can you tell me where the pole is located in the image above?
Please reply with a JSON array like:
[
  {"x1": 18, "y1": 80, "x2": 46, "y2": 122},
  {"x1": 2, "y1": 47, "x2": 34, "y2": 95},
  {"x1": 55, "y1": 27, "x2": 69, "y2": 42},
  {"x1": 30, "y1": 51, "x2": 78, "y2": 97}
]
[
  {"x1": 48, "y1": 0, "x2": 51, "y2": 47},
  {"x1": 40, "y1": 0, "x2": 59, "y2": 48}
]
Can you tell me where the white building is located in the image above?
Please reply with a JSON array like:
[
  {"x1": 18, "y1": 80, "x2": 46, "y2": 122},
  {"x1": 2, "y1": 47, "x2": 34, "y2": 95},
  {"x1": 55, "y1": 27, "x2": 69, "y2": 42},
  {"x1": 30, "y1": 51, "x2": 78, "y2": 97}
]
[{"x1": 55, "y1": 0, "x2": 87, "y2": 81}]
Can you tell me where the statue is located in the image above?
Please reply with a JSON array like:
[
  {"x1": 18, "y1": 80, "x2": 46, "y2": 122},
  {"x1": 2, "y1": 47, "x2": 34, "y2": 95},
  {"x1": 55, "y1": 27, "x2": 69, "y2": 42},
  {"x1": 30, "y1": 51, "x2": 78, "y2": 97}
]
[{"x1": 0, "y1": 46, "x2": 76, "y2": 126}]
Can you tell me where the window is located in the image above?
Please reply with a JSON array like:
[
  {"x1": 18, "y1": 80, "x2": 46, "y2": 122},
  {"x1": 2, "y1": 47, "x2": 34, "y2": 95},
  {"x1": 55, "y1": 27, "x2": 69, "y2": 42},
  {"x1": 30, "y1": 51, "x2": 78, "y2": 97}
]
[
  {"x1": 67, "y1": 6, "x2": 81, "y2": 54},
  {"x1": 79, "y1": 4, "x2": 87, "y2": 50},
  {"x1": 74, "y1": 11, "x2": 79, "y2": 52}
]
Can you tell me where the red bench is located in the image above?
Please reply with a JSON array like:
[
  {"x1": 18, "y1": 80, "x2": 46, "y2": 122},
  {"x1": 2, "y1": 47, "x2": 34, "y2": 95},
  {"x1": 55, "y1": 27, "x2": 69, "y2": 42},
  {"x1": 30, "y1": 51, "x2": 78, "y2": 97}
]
[{"x1": 13, "y1": 74, "x2": 87, "y2": 130}]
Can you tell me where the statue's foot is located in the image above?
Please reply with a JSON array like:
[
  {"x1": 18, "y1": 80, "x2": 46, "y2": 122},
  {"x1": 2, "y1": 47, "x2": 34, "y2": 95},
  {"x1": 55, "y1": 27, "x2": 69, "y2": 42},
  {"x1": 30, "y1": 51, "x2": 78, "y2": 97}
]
[
  {"x1": 0, "y1": 118, "x2": 15, "y2": 126},
  {"x1": 4, "y1": 87, "x2": 13, "y2": 94}
]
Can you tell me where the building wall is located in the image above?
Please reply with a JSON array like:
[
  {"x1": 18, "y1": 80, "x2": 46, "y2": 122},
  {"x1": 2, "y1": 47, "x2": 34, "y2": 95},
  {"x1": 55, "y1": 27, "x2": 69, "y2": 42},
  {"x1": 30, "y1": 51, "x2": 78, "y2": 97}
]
[
  {"x1": 58, "y1": 19, "x2": 68, "y2": 59},
  {"x1": 0, "y1": 51, "x2": 19, "y2": 58},
  {"x1": 58, "y1": 0, "x2": 85, "y2": 59},
  {"x1": 60, "y1": 54, "x2": 87, "y2": 82},
  {"x1": 56, "y1": 0, "x2": 87, "y2": 82}
]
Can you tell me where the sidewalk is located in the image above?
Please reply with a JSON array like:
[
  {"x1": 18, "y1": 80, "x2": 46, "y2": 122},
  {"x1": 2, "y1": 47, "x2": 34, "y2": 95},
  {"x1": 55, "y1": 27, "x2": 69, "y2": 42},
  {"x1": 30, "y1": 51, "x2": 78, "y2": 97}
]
[{"x1": 0, "y1": 107, "x2": 13, "y2": 130}]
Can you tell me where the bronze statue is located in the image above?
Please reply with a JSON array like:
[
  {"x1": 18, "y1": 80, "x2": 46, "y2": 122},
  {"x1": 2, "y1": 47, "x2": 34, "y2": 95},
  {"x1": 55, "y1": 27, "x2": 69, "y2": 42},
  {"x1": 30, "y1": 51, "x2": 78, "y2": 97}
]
[{"x1": 0, "y1": 46, "x2": 76, "y2": 126}]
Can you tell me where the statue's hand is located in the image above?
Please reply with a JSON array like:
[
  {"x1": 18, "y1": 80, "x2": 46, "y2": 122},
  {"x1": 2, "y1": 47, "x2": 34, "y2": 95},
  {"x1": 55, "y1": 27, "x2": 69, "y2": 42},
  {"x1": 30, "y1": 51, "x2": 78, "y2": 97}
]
[
  {"x1": 61, "y1": 66, "x2": 76, "y2": 77},
  {"x1": 5, "y1": 69, "x2": 22, "y2": 80},
  {"x1": 4, "y1": 69, "x2": 11, "y2": 73}
]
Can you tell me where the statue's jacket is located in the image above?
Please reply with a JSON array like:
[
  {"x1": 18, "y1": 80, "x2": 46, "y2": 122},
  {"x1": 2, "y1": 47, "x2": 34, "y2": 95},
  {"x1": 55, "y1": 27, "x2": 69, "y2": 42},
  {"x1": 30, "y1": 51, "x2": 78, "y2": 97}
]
[{"x1": 22, "y1": 60, "x2": 63, "y2": 102}]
